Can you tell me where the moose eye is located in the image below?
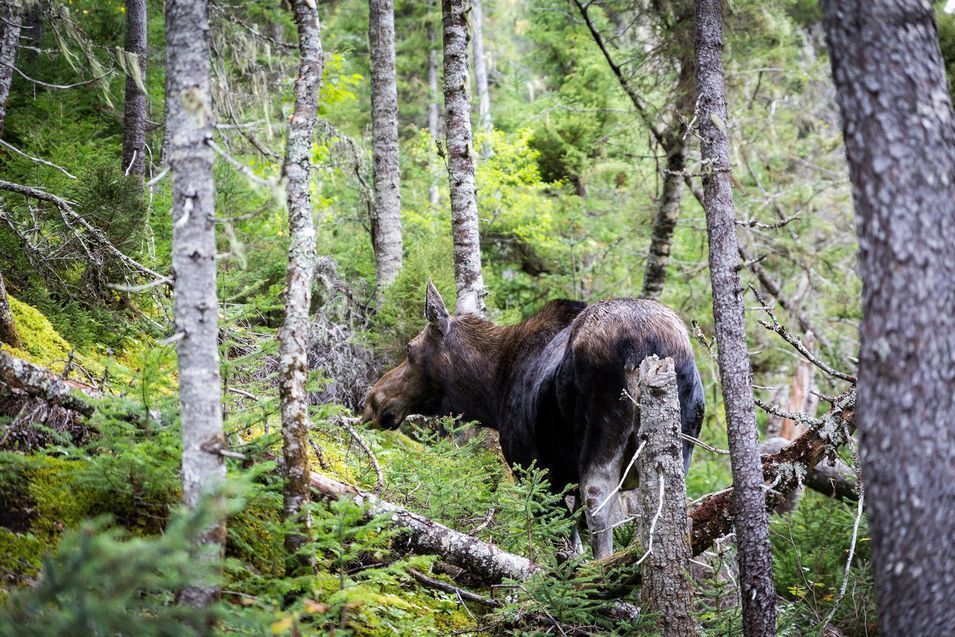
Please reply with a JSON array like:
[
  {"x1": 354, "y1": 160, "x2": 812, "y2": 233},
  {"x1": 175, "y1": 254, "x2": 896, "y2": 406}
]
[{"x1": 406, "y1": 342, "x2": 414, "y2": 362}]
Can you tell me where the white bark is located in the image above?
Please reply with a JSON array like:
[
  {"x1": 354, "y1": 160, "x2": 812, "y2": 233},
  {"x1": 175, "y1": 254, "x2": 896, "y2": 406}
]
[
  {"x1": 442, "y1": 0, "x2": 486, "y2": 316},
  {"x1": 165, "y1": 0, "x2": 225, "y2": 607},
  {"x1": 368, "y1": 0, "x2": 403, "y2": 289},
  {"x1": 427, "y1": 5, "x2": 441, "y2": 208},
  {"x1": 0, "y1": 0, "x2": 23, "y2": 134},
  {"x1": 471, "y1": 0, "x2": 492, "y2": 144},
  {"x1": 279, "y1": 0, "x2": 324, "y2": 574}
]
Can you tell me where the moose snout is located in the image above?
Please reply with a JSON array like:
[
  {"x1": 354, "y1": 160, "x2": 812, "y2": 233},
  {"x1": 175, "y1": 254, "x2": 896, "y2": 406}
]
[{"x1": 361, "y1": 389, "x2": 404, "y2": 430}]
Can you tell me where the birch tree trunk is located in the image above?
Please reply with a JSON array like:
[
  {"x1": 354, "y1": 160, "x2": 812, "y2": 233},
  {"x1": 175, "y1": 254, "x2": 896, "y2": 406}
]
[
  {"x1": 428, "y1": 6, "x2": 441, "y2": 208},
  {"x1": 368, "y1": 0, "x2": 403, "y2": 290},
  {"x1": 442, "y1": 0, "x2": 486, "y2": 316},
  {"x1": 165, "y1": 0, "x2": 225, "y2": 608},
  {"x1": 471, "y1": 0, "x2": 492, "y2": 154},
  {"x1": 122, "y1": 0, "x2": 147, "y2": 180},
  {"x1": 0, "y1": 272, "x2": 21, "y2": 349},
  {"x1": 695, "y1": 1, "x2": 776, "y2": 634},
  {"x1": 822, "y1": 1, "x2": 955, "y2": 632},
  {"x1": 0, "y1": 0, "x2": 23, "y2": 135},
  {"x1": 278, "y1": 0, "x2": 324, "y2": 576},
  {"x1": 633, "y1": 356, "x2": 695, "y2": 637}
]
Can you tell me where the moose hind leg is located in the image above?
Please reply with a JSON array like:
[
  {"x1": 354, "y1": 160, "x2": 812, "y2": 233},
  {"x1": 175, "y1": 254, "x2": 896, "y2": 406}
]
[{"x1": 580, "y1": 451, "x2": 625, "y2": 560}]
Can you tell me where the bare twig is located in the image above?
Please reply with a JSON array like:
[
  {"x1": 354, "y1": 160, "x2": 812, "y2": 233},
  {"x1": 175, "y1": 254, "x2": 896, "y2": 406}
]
[
  {"x1": 750, "y1": 285, "x2": 856, "y2": 382},
  {"x1": 206, "y1": 139, "x2": 277, "y2": 189},
  {"x1": 0, "y1": 180, "x2": 172, "y2": 286},
  {"x1": 679, "y1": 432, "x2": 730, "y2": 455},
  {"x1": 635, "y1": 475, "x2": 665, "y2": 566},
  {"x1": 3, "y1": 62, "x2": 113, "y2": 89},
  {"x1": 336, "y1": 416, "x2": 385, "y2": 494},
  {"x1": 0, "y1": 139, "x2": 76, "y2": 179},
  {"x1": 753, "y1": 397, "x2": 823, "y2": 427},
  {"x1": 408, "y1": 568, "x2": 501, "y2": 608},
  {"x1": 821, "y1": 492, "x2": 865, "y2": 630}
]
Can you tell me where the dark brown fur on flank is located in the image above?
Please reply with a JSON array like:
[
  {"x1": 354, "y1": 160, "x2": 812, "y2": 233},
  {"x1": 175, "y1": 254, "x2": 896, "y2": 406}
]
[{"x1": 363, "y1": 282, "x2": 705, "y2": 558}]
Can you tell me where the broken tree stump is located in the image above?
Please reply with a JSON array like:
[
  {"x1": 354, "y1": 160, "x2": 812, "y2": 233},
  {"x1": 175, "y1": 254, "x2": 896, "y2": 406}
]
[{"x1": 632, "y1": 355, "x2": 695, "y2": 637}]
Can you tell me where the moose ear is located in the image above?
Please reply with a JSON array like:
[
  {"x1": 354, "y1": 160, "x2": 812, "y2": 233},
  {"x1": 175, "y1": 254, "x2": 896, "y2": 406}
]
[{"x1": 424, "y1": 280, "x2": 451, "y2": 335}]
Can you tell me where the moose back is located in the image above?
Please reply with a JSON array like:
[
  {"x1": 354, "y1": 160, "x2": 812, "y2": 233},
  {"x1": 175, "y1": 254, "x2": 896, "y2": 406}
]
[{"x1": 363, "y1": 282, "x2": 705, "y2": 559}]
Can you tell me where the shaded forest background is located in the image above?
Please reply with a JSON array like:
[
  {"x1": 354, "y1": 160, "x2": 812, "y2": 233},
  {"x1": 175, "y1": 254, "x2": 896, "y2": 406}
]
[{"x1": 2, "y1": 0, "x2": 954, "y2": 634}]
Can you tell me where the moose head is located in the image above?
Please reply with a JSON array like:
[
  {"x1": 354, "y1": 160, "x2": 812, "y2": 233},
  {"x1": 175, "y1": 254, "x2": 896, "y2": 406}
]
[{"x1": 361, "y1": 281, "x2": 497, "y2": 430}]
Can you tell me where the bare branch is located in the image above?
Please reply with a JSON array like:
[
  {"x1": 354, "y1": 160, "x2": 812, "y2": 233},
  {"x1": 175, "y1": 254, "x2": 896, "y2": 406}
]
[
  {"x1": 750, "y1": 285, "x2": 856, "y2": 382},
  {"x1": 0, "y1": 139, "x2": 76, "y2": 178}
]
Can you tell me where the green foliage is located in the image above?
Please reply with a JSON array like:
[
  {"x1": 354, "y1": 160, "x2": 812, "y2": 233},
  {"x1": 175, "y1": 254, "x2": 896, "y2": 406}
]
[
  {"x1": 0, "y1": 0, "x2": 874, "y2": 633},
  {"x1": 770, "y1": 493, "x2": 875, "y2": 636},
  {"x1": 0, "y1": 511, "x2": 220, "y2": 637},
  {"x1": 493, "y1": 464, "x2": 574, "y2": 564}
]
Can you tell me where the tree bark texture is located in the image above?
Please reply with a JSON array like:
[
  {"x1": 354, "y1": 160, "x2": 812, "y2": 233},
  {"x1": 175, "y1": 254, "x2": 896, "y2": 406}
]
[
  {"x1": 471, "y1": 0, "x2": 491, "y2": 139},
  {"x1": 0, "y1": 349, "x2": 97, "y2": 416},
  {"x1": 0, "y1": 272, "x2": 21, "y2": 349},
  {"x1": 368, "y1": 0, "x2": 403, "y2": 290},
  {"x1": 694, "y1": 1, "x2": 776, "y2": 634},
  {"x1": 822, "y1": 2, "x2": 955, "y2": 633},
  {"x1": 641, "y1": 7, "x2": 695, "y2": 301},
  {"x1": 278, "y1": 0, "x2": 324, "y2": 576},
  {"x1": 311, "y1": 471, "x2": 539, "y2": 582},
  {"x1": 165, "y1": 0, "x2": 225, "y2": 608},
  {"x1": 633, "y1": 356, "x2": 695, "y2": 637},
  {"x1": 428, "y1": 6, "x2": 442, "y2": 208},
  {"x1": 122, "y1": 0, "x2": 148, "y2": 180},
  {"x1": 442, "y1": 0, "x2": 486, "y2": 316},
  {"x1": 0, "y1": 0, "x2": 23, "y2": 135}
]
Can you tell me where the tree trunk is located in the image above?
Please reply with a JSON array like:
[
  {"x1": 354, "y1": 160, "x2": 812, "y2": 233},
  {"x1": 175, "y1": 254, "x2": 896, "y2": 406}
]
[
  {"x1": 640, "y1": 146, "x2": 685, "y2": 300},
  {"x1": 0, "y1": 0, "x2": 23, "y2": 135},
  {"x1": 122, "y1": 0, "x2": 148, "y2": 180},
  {"x1": 368, "y1": 0, "x2": 403, "y2": 290},
  {"x1": 471, "y1": 0, "x2": 492, "y2": 154},
  {"x1": 822, "y1": 2, "x2": 955, "y2": 632},
  {"x1": 427, "y1": 6, "x2": 441, "y2": 208},
  {"x1": 0, "y1": 272, "x2": 20, "y2": 349},
  {"x1": 165, "y1": 0, "x2": 225, "y2": 608},
  {"x1": 634, "y1": 356, "x2": 695, "y2": 637},
  {"x1": 694, "y1": 1, "x2": 776, "y2": 634},
  {"x1": 442, "y1": 0, "x2": 486, "y2": 316},
  {"x1": 0, "y1": 350, "x2": 97, "y2": 416},
  {"x1": 641, "y1": 25, "x2": 695, "y2": 301},
  {"x1": 311, "y1": 471, "x2": 539, "y2": 582},
  {"x1": 278, "y1": 0, "x2": 324, "y2": 577}
]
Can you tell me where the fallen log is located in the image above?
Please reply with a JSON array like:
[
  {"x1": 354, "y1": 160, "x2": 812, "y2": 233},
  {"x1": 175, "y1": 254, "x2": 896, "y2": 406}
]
[
  {"x1": 0, "y1": 349, "x2": 97, "y2": 416},
  {"x1": 310, "y1": 471, "x2": 539, "y2": 583},
  {"x1": 310, "y1": 388, "x2": 855, "y2": 600},
  {"x1": 804, "y1": 456, "x2": 858, "y2": 502},
  {"x1": 689, "y1": 388, "x2": 855, "y2": 555}
]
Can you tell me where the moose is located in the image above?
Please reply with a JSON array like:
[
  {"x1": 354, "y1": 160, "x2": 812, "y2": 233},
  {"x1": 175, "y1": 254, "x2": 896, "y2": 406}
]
[{"x1": 362, "y1": 282, "x2": 705, "y2": 559}]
